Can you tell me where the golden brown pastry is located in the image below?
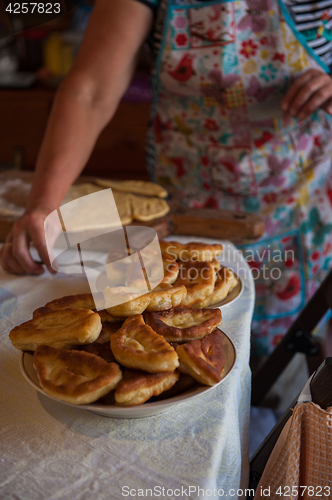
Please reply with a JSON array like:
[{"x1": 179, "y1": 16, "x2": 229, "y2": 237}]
[
  {"x1": 173, "y1": 261, "x2": 216, "y2": 306},
  {"x1": 211, "y1": 258, "x2": 221, "y2": 273},
  {"x1": 176, "y1": 329, "x2": 225, "y2": 386},
  {"x1": 33, "y1": 293, "x2": 117, "y2": 323},
  {"x1": 162, "y1": 253, "x2": 179, "y2": 284},
  {"x1": 160, "y1": 240, "x2": 223, "y2": 262},
  {"x1": 98, "y1": 310, "x2": 118, "y2": 323},
  {"x1": 195, "y1": 267, "x2": 238, "y2": 308},
  {"x1": 144, "y1": 306, "x2": 222, "y2": 343},
  {"x1": 9, "y1": 308, "x2": 102, "y2": 351},
  {"x1": 33, "y1": 345, "x2": 122, "y2": 404},
  {"x1": 111, "y1": 314, "x2": 179, "y2": 373},
  {"x1": 115, "y1": 369, "x2": 179, "y2": 406},
  {"x1": 145, "y1": 283, "x2": 187, "y2": 312},
  {"x1": 104, "y1": 283, "x2": 186, "y2": 317},
  {"x1": 104, "y1": 287, "x2": 151, "y2": 316}
]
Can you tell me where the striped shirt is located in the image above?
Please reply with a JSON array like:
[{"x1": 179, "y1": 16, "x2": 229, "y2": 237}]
[{"x1": 283, "y1": 0, "x2": 332, "y2": 66}]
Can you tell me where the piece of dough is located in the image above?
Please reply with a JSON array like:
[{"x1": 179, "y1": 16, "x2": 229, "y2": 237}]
[
  {"x1": 130, "y1": 194, "x2": 170, "y2": 221},
  {"x1": 62, "y1": 183, "x2": 104, "y2": 203},
  {"x1": 96, "y1": 179, "x2": 168, "y2": 198},
  {"x1": 33, "y1": 293, "x2": 118, "y2": 323},
  {"x1": 94, "y1": 321, "x2": 124, "y2": 344},
  {"x1": 104, "y1": 283, "x2": 187, "y2": 317},
  {"x1": 144, "y1": 306, "x2": 222, "y2": 343},
  {"x1": 112, "y1": 191, "x2": 133, "y2": 225},
  {"x1": 61, "y1": 183, "x2": 132, "y2": 231},
  {"x1": 145, "y1": 283, "x2": 187, "y2": 311},
  {"x1": 173, "y1": 261, "x2": 217, "y2": 306},
  {"x1": 176, "y1": 329, "x2": 225, "y2": 386},
  {"x1": 211, "y1": 258, "x2": 221, "y2": 273},
  {"x1": 111, "y1": 314, "x2": 179, "y2": 373},
  {"x1": 66, "y1": 183, "x2": 132, "y2": 224},
  {"x1": 195, "y1": 267, "x2": 238, "y2": 308},
  {"x1": 9, "y1": 308, "x2": 102, "y2": 351},
  {"x1": 33, "y1": 345, "x2": 122, "y2": 404},
  {"x1": 115, "y1": 369, "x2": 179, "y2": 406},
  {"x1": 104, "y1": 288, "x2": 152, "y2": 317},
  {"x1": 162, "y1": 254, "x2": 179, "y2": 284}
]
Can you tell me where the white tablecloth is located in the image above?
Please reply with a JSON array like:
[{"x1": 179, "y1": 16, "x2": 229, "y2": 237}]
[{"x1": 0, "y1": 237, "x2": 254, "y2": 500}]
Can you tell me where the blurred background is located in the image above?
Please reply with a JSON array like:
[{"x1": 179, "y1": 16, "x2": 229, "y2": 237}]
[{"x1": 0, "y1": 0, "x2": 152, "y2": 179}]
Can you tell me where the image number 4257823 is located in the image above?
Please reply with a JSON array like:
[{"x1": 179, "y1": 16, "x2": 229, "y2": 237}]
[{"x1": 3, "y1": 1, "x2": 78, "y2": 32}]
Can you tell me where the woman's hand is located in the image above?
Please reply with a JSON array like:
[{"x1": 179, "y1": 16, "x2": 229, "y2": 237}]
[
  {"x1": 0, "y1": 208, "x2": 55, "y2": 275},
  {"x1": 282, "y1": 69, "x2": 332, "y2": 120}
]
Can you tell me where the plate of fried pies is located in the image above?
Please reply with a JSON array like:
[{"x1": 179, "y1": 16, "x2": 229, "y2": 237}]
[{"x1": 10, "y1": 241, "x2": 238, "y2": 418}]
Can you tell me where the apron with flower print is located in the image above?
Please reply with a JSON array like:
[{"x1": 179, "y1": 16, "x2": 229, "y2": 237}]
[{"x1": 147, "y1": 0, "x2": 332, "y2": 355}]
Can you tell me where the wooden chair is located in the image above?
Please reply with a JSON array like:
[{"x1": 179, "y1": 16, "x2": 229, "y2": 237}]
[
  {"x1": 251, "y1": 269, "x2": 332, "y2": 407},
  {"x1": 248, "y1": 357, "x2": 332, "y2": 497}
]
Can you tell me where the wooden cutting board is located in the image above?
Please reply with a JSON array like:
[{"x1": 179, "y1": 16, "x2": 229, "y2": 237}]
[{"x1": 0, "y1": 171, "x2": 264, "y2": 242}]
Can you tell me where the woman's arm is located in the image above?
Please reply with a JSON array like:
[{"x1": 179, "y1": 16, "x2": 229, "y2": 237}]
[{"x1": 0, "y1": 0, "x2": 153, "y2": 275}]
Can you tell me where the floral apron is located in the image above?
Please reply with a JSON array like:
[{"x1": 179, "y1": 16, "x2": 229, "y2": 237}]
[{"x1": 147, "y1": 0, "x2": 332, "y2": 355}]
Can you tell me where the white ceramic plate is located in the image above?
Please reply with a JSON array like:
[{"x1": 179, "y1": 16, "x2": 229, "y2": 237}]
[{"x1": 19, "y1": 329, "x2": 236, "y2": 419}]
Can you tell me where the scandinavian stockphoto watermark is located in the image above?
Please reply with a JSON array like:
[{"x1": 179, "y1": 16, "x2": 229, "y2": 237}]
[
  {"x1": 164, "y1": 242, "x2": 295, "y2": 282},
  {"x1": 43, "y1": 188, "x2": 164, "y2": 310}
]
